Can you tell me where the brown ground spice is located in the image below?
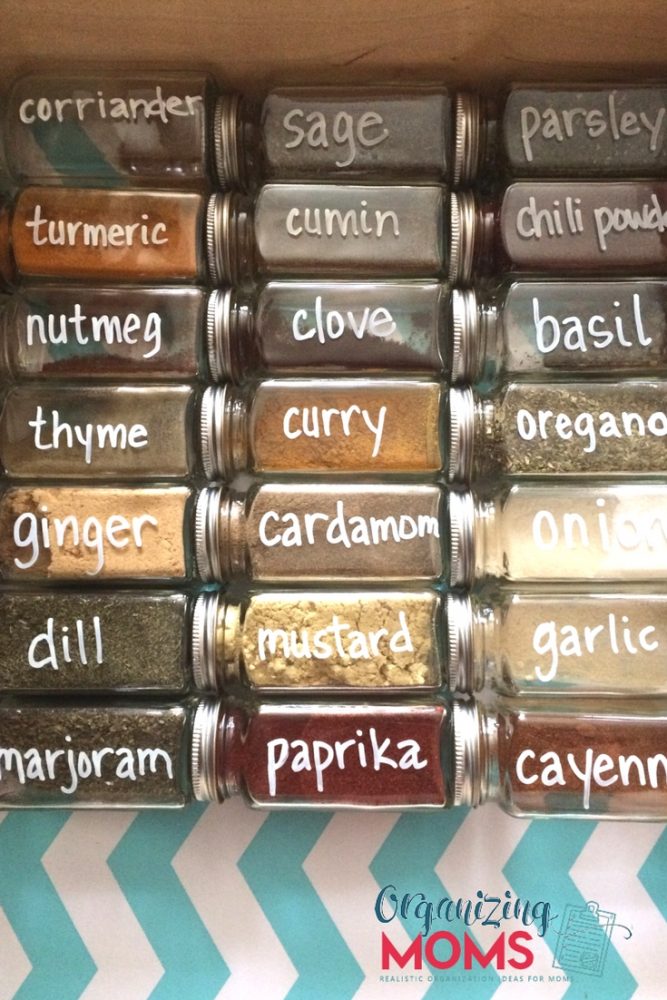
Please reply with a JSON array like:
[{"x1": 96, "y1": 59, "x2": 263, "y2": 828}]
[
  {"x1": 498, "y1": 703, "x2": 667, "y2": 817},
  {"x1": 11, "y1": 187, "x2": 206, "y2": 282},
  {"x1": 249, "y1": 379, "x2": 443, "y2": 473},
  {"x1": 0, "y1": 485, "x2": 190, "y2": 580},
  {"x1": 237, "y1": 590, "x2": 442, "y2": 688}
]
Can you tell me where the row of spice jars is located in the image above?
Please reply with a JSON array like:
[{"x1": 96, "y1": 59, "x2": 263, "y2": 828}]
[
  {"x1": 2, "y1": 585, "x2": 664, "y2": 699},
  {"x1": 1, "y1": 694, "x2": 665, "y2": 819},
  {"x1": 3, "y1": 376, "x2": 667, "y2": 480},
  {"x1": 3, "y1": 77, "x2": 667, "y2": 188},
  {"x1": 3, "y1": 180, "x2": 667, "y2": 288},
  {"x1": 4, "y1": 279, "x2": 666, "y2": 383},
  {"x1": 1, "y1": 479, "x2": 666, "y2": 584}
]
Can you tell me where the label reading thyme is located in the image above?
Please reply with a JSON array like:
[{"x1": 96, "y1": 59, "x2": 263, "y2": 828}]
[{"x1": 0, "y1": 384, "x2": 195, "y2": 479}]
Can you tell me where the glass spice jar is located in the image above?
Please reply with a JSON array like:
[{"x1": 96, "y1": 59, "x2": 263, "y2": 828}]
[
  {"x1": 452, "y1": 281, "x2": 667, "y2": 383},
  {"x1": 1, "y1": 182, "x2": 458, "y2": 286},
  {"x1": 206, "y1": 184, "x2": 451, "y2": 284},
  {"x1": 191, "y1": 588, "x2": 446, "y2": 693},
  {"x1": 449, "y1": 182, "x2": 667, "y2": 284},
  {"x1": 214, "y1": 86, "x2": 484, "y2": 188},
  {"x1": 0, "y1": 281, "x2": 451, "y2": 383},
  {"x1": 447, "y1": 589, "x2": 667, "y2": 697},
  {"x1": 199, "y1": 378, "x2": 445, "y2": 478},
  {"x1": 0, "y1": 700, "x2": 194, "y2": 807},
  {"x1": 0, "y1": 481, "x2": 444, "y2": 583},
  {"x1": 447, "y1": 379, "x2": 667, "y2": 482},
  {"x1": 1, "y1": 186, "x2": 210, "y2": 284},
  {"x1": 206, "y1": 281, "x2": 450, "y2": 380},
  {"x1": 448, "y1": 481, "x2": 667, "y2": 587},
  {"x1": 192, "y1": 698, "x2": 450, "y2": 808},
  {"x1": 0, "y1": 483, "x2": 197, "y2": 581},
  {"x1": 0, "y1": 585, "x2": 450, "y2": 696},
  {"x1": 0, "y1": 384, "x2": 201, "y2": 480},
  {"x1": 0, "y1": 284, "x2": 208, "y2": 381},
  {"x1": 195, "y1": 482, "x2": 444, "y2": 583},
  {"x1": 0, "y1": 378, "x2": 445, "y2": 479},
  {"x1": 453, "y1": 697, "x2": 667, "y2": 819},
  {"x1": 0, "y1": 589, "x2": 196, "y2": 694},
  {"x1": 3, "y1": 72, "x2": 229, "y2": 188},
  {"x1": 500, "y1": 85, "x2": 667, "y2": 178}
]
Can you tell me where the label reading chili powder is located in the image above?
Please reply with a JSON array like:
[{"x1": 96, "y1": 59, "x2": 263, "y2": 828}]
[{"x1": 501, "y1": 182, "x2": 667, "y2": 272}]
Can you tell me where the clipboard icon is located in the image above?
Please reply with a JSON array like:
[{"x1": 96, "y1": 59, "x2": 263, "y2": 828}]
[{"x1": 553, "y1": 901, "x2": 615, "y2": 977}]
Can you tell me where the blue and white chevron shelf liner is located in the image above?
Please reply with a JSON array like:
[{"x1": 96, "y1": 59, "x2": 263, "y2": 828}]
[{"x1": 1, "y1": 803, "x2": 665, "y2": 999}]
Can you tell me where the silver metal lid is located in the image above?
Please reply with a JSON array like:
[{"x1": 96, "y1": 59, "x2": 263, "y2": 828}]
[
  {"x1": 207, "y1": 288, "x2": 232, "y2": 382},
  {"x1": 448, "y1": 191, "x2": 476, "y2": 285},
  {"x1": 452, "y1": 700, "x2": 483, "y2": 807},
  {"x1": 213, "y1": 93, "x2": 241, "y2": 188},
  {"x1": 191, "y1": 698, "x2": 221, "y2": 802},
  {"x1": 447, "y1": 386, "x2": 475, "y2": 484},
  {"x1": 191, "y1": 591, "x2": 220, "y2": 691},
  {"x1": 206, "y1": 191, "x2": 236, "y2": 286},
  {"x1": 453, "y1": 92, "x2": 483, "y2": 187},
  {"x1": 450, "y1": 288, "x2": 479, "y2": 383},
  {"x1": 195, "y1": 486, "x2": 224, "y2": 582},
  {"x1": 446, "y1": 593, "x2": 474, "y2": 694},
  {"x1": 200, "y1": 385, "x2": 226, "y2": 480},
  {"x1": 448, "y1": 489, "x2": 475, "y2": 587}
]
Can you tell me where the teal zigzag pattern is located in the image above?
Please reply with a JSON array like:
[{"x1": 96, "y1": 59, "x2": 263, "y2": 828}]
[
  {"x1": 0, "y1": 813, "x2": 95, "y2": 1000},
  {"x1": 1, "y1": 808, "x2": 667, "y2": 997},
  {"x1": 371, "y1": 808, "x2": 501, "y2": 998},
  {"x1": 108, "y1": 805, "x2": 228, "y2": 999},
  {"x1": 504, "y1": 820, "x2": 636, "y2": 1000},
  {"x1": 31, "y1": 121, "x2": 122, "y2": 186},
  {"x1": 239, "y1": 811, "x2": 363, "y2": 1000},
  {"x1": 639, "y1": 827, "x2": 667, "y2": 922}
]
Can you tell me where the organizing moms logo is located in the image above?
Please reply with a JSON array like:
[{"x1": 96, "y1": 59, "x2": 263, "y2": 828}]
[
  {"x1": 375, "y1": 887, "x2": 632, "y2": 986},
  {"x1": 375, "y1": 885, "x2": 553, "y2": 977}
]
